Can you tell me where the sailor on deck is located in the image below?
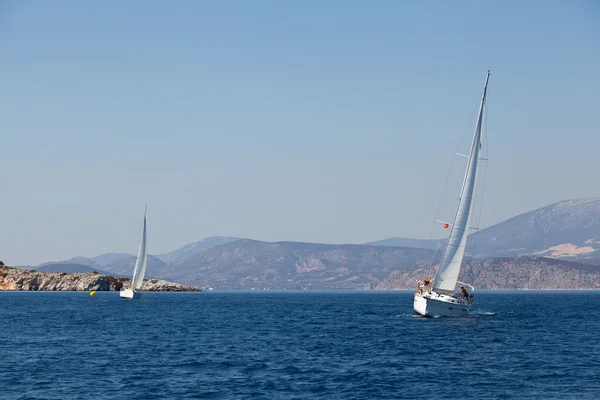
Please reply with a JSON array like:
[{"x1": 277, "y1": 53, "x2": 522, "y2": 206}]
[
  {"x1": 415, "y1": 280, "x2": 423, "y2": 295},
  {"x1": 423, "y1": 276, "x2": 432, "y2": 293}
]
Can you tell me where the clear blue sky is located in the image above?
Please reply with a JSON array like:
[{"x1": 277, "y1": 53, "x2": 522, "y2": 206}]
[{"x1": 1, "y1": 0, "x2": 599, "y2": 265}]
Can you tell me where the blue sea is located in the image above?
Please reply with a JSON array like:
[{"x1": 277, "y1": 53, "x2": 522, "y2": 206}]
[{"x1": 1, "y1": 291, "x2": 599, "y2": 399}]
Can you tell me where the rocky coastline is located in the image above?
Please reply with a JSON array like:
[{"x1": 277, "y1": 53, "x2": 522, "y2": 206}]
[{"x1": 0, "y1": 265, "x2": 200, "y2": 292}]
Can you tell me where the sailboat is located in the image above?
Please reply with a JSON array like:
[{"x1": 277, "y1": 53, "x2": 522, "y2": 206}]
[
  {"x1": 120, "y1": 207, "x2": 148, "y2": 299},
  {"x1": 413, "y1": 71, "x2": 490, "y2": 317}
]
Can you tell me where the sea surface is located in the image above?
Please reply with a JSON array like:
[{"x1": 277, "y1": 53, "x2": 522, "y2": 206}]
[{"x1": 1, "y1": 291, "x2": 599, "y2": 399}]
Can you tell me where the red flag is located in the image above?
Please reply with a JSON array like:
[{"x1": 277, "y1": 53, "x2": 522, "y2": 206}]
[{"x1": 443, "y1": 223, "x2": 449, "y2": 229}]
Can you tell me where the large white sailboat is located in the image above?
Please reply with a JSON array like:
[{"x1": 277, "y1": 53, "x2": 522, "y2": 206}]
[
  {"x1": 120, "y1": 208, "x2": 148, "y2": 300},
  {"x1": 413, "y1": 71, "x2": 490, "y2": 317}
]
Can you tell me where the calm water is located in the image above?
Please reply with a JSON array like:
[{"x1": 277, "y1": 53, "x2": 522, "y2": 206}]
[{"x1": 1, "y1": 291, "x2": 599, "y2": 399}]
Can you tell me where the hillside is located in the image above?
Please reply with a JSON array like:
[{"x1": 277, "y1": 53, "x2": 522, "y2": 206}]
[
  {"x1": 365, "y1": 237, "x2": 440, "y2": 249},
  {"x1": 467, "y1": 198, "x2": 600, "y2": 260},
  {"x1": 161, "y1": 239, "x2": 436, "y2": 289},
  {"x1": 89, "y1": 253, "x2": 132, "y2": 266},
  {"x1": 156, "y1": 236, "x2": 241, "y2": 264},
  {"x1": 84, "y1": 237, "x2": 241, "y2": 272},
  {"x1": 370, "y1": 198, "x2": 600, "y2": 261},
  {"x1": 376, "y1": 256, "x2": 600, "y2": 290},
  {"x1": 37, "y1": 256, "x2": 99, "y2": 269},
  {"x1": 157, "y1": 236, "x2": 600, "y2": 290},
  {"x1": 100, "y1": 255, "x2": 167, "y2": 278}
]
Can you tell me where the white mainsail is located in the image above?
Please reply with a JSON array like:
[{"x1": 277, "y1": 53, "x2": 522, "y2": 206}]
[
  {"x1": 432, "y1": 71, "x2": 490, "y2": 294},
  {"x1": 131, "y1": 209, "x2": 148, "y2": 290}
]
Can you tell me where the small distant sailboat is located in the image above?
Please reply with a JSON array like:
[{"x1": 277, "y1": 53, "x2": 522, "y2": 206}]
[
  {"x1": 120, "y1": 207, "x2": 148, "y2": 300},
  {"x1": 413, "y1": 71, "x2": 491, "y2": 317}
]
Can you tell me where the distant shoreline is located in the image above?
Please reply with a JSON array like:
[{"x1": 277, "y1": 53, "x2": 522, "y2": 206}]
[{"x1": 0, "y1": 266, "x2": 199, "y2": 292}]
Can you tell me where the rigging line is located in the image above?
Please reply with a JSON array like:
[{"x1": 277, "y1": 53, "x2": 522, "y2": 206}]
[
  {"x1": 426, "y1": 102, "x2": 480, "y2": 270},
  {"x1": 471, "y1": 95, "x2": 490, "y2": 259},
  {"x1": 474, "y1": 153, "x2": 488, "y2": 257}
]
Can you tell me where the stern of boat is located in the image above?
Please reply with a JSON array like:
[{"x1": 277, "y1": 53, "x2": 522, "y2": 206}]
[
  {"x1": 413, "y1": 291, "x2": 471, "y2": 317},
  {"x1": 413, "y1": 293, "x2": 429, "y2": 316},
  {"x1": 119, "y1": 288, "x2": 140, "y2": 299}
]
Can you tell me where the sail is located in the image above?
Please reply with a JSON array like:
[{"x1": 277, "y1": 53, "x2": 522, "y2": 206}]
[
  {"x1": 432, "y1": 72, "x2": 490, "y2": 294},
  {"x1": 131, "y1": 211, "x2": 148, "y2": 290}
]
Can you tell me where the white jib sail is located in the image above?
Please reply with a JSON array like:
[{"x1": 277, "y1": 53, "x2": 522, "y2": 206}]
[
  {"x1": 131, "y1": 210, "x2": 148, "y2": 290},
  {"x1": 432, "y1": 72, "x2": 490, "y2": 294}
]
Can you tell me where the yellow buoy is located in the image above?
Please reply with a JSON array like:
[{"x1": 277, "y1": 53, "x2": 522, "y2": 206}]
[{"x1": 89, "y1": 291, "x2": 96, "y2": 296}]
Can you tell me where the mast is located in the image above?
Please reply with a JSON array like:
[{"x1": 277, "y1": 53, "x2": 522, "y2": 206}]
[{"x1": 432, "y1": 71, "x2": 490, "y2": 294}]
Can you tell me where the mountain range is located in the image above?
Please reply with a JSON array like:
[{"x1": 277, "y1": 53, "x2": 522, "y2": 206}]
[
  {"x1": 368, "y1": 198, "x2": 600, "y2": 262},
  {"x1": 155, "y1": 236, "x2": 241, "y2": 264},
  {"x1": 9, "y1": 198, "x2": 600, "y2": 290},
  {"x1": 160, "y1": 240, "x2": 436, "y2": 289}
]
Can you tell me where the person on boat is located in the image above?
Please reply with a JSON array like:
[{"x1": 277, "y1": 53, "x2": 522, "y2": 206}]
[
  {"x1": 423, "y1": 276, "x2": 432, "y2": 293},
  {"x1": 415, "y1": 280, "x2": 423, "y2": 295},
  {"x1": 461, "y1": 286, "x2": 474, "y2": 304},
  {"x1": 460, "y1": 286, "x2": 469, "y2": 300}
]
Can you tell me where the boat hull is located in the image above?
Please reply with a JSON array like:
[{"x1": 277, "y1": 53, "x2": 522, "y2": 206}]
[
  {"x1": 414, "y1": 292, "x2": 470, "y2": 317},
  {"x1": 119, "y1": 289, "x2": 141, "y2": 299}
]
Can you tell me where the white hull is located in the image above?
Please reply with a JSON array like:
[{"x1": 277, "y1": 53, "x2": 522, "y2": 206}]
[
  {"x1": 119, "y1": 289, "x2": 141, "y2": 299},
  {"x1": 414, "y1": 292, "x2": 470, "y2": 317}
]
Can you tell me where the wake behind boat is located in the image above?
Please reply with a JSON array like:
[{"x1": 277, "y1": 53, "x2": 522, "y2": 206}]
[
  {"x1": 414, "y1": 71, "x2": 490, "y2": 317},
  {"x1": 120, "y1": 207, "x2": 148, "y2": 300}
]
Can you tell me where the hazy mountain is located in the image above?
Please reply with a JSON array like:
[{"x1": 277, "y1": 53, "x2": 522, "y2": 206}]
[
  {"x1": 369, "y1": 198, "x2": 600, "y2": 262},
  {"x1": 16, "y1": 255, "x2": 128, "y2": 272},
  {"x1": 100, "y1": 254, "x2": 167, "y2": 278},
  {"x1": 37, "y1": 256, "x2": 99, "y2": 269},
  {"x1": 156, "y1": 236, "x2": 241, "y2": 264},
  {"x1": 89, "y1": 253, "x2": 132, "y2": 266},
  {"x1": 365, "y1": 237, "x2": 441, "y2": 249},
  {"x1": 467, "y1": 198, "x2": 600, "y2": 260},
  {"x1": 35, "y1": 263, "x2": 121, "y2": 276},
  {"x1": 12, "y1": 266, "x2": 35, "y2": 270},
  {"x1": 376, "y1": 256, "x2": 600, "y2": 290},
  {"x1": 160, "y1": 239, "x2": 436, "y2": 289}
]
